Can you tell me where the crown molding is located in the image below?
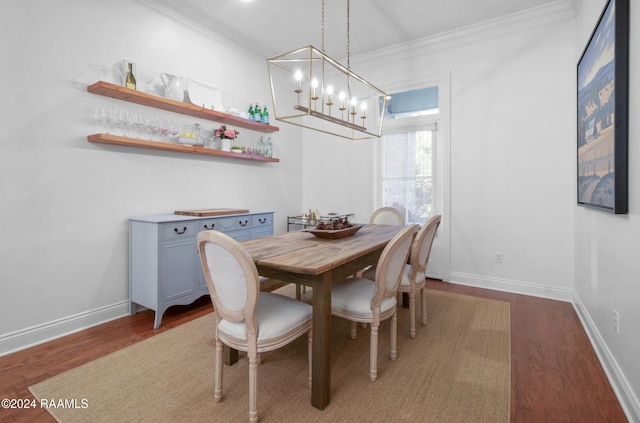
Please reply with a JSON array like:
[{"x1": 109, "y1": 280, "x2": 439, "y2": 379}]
[
  {"x1": 351, "y1": 0, "x2": 575, "y2": 69},
  {"x1": 130, "y1": 0, "x2": 261, "y2": 59}
]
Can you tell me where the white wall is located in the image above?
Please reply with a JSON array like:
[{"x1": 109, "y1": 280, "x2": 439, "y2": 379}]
[
  {"x1": 303, "y1": 3, "x2": 576, "y2": 300},
  {"x1": 573, "y1": 0, "x2": 640, "y2": 420},
  {"x1": 0, "y1": 0, "x2": 303, "y2": 355}
]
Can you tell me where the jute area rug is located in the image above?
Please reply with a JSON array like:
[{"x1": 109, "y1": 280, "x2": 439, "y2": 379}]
[{"x1": 30, "y1": 289, "x2": 510, "y2": 422}]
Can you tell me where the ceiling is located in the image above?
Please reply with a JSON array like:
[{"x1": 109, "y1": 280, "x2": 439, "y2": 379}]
[{"x1": 144, "y1": 0, "x2": 572, "y2": 59}]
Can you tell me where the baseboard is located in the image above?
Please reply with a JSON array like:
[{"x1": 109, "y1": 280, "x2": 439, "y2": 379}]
[
  {"x1": 0, "y1": 301, "x2": 129, "y2": 358},
  {"x1": 572, "y1": 292, "x2": 640, "y2": 423},
  {"x1": 447, "y1": 272, "x2": 573, "y2": 302}
]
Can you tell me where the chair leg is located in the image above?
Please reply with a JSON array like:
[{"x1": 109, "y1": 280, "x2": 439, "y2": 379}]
[
  {"x1": 350, "y1": 321, "x2": 357, "y2": 339},
  {"x1": 421, "y1": 287, "x2": 428, "y2": 325},
  {"x1": 248, "y1": 353, "x2": 258, "y2": 423},
  {"x1": 307, "y1": 329, "x2": 313, "y2": 388},
  {"x1": 390, "y1": 311, "x2": 397, "y2": 361},
  {"x1": 369, "y1": 324, "x2": 379, "y2": 382},
  {"x1": 214, "y1": 337, "x2": 223, "y2": 402},
  {"x1": 409, "y1": 291, "x2": 417, "y2": 339}
]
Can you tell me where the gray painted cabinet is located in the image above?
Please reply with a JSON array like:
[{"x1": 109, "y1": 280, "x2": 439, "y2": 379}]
[{"x1": 129, "y1": 211, "x2": 274, "y2": 328}]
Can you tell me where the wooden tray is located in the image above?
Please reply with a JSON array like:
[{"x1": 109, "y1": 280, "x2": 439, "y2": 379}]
[
  {"x1": 175, "y1": 208, "x2": 249, "y2": 217},
  {"x1": 303, "y1": 225, "x2": 363, "y2": 239}
]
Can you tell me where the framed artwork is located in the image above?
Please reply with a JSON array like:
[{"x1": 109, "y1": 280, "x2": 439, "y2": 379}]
[{"x1": 577, "y1": 0, "x2": 629, "y2": 214}]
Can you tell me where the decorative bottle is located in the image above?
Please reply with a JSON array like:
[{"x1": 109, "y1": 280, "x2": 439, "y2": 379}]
[
  {"x1": 125, "y1": 62, "x2": 136, "y2": 90},
  {"x1": 256, "y1": 136, "x2": 265, "y2": 156},
  {"x1": 265, "y1": 137, "x2": 273, "y2": 158},
  {"x1": 253, "y1": 103, "x2": 262, "y2": 122},
  {"x1": 261, "y1": 105, "x2": 269, "y2": 124}
]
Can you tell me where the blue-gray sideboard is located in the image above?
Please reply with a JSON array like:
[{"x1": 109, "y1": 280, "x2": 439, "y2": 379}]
[{"x1": 129, "y1": 211, "x2": 274, "y2": 328}]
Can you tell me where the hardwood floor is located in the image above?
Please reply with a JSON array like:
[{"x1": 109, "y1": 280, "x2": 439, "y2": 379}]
[{"x1": 0, "y1": 281, "x2": 627, "y2": 422}]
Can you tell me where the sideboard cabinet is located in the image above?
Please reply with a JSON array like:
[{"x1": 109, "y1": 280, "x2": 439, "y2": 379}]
[{"x1": 129, "y1": 211, "x2": 274, "y2": 328}]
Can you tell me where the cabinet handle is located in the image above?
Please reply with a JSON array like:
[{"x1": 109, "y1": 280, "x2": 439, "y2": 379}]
[
  {"x1": 174, "y1": 226, "x2": 188, "y2": 235},
  {"x1": 239, "y1": 220, "x2": 249, "y2": 227},
  {"x1": 204, "y1": 223, "x2": 215, "y2": 230},
  {"x1": 258, "y1": 218, "x2": 267, "y2": 224}
]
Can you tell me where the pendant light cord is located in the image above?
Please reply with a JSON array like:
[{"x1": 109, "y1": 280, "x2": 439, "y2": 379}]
[
  {"x1": 321, "y1": 0, "x2": 351, "y2": 69},
  {"x1": 347, "y1": 0, "x2": 350, "y2": 70},
  {"x1": 321, "y1": 0, "x2": 325, "y2": 52}
]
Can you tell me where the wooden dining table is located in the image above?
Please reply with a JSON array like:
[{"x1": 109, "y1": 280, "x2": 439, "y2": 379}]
[{"x1": 239, "y1": 223, "x2": 406, "y2": 410}]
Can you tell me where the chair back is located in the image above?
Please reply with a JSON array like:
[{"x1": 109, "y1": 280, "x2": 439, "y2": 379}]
[
  {"x1": 197, "y1": 230, "x2": 260, "y2": 332},
  {"x1": 369, "y1": 207, "x2": 405, "y2": 225},
  {"x1": 373, "y1": 224, "x2": 419, "y2": 305},
  {"x1": 409, "y1": 215, "x2": 441, "y2": 278}
]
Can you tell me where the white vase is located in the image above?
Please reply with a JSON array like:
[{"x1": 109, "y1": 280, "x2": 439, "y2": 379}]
[{"x1": 220, "y1": 138, "x2": 231, "y2": 152}]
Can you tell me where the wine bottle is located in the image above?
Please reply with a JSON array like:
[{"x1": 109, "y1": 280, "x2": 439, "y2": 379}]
[
  {"x1": 125, "y1": 62, "x2": 136, "y2": 90},
  {"x1": 261, "y1": 105, "x2": 269, "y2": 124}
]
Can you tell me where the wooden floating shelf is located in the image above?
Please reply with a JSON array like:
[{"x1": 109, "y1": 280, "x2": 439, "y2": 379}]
[
  {"x1": 88, "y1": 133, "x2": 280, "y2": 162},
  {"x1": 87, "y1": 81, "x2": 279, "y2": 133}
]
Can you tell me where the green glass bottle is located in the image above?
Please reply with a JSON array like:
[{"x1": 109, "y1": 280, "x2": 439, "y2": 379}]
[
  {"x1": 247, "y1": 104, "x2": 254, "y2": 120},
  {"x1": 262, "y1": 105, "x2": 269, "y2": 124},
  {"x1": 253, "y1": 102, "x2": 262, "y2": 122}
]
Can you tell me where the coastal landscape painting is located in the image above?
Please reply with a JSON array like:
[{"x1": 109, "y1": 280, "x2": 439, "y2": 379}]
[{"x1": 577, "y1": 0, "x2": 628, "y2": 214}]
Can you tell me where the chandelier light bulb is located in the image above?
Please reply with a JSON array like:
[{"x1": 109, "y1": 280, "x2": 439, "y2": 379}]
[{"x1": 294, "y1": 69, "x2": 303, "y2": 93}]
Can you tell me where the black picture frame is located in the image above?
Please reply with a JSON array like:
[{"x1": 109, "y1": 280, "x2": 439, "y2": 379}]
[{"x1": 577, "y1": 0, "x2": 629, "y2": 214}]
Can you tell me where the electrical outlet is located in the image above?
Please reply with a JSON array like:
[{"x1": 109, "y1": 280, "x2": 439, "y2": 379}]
[
  {"x1": 495, "y1": 252, "x2": 503, "y2": 264},
  {"x1": 613, "y1": 310, "x2": 620, "y2": 334}
]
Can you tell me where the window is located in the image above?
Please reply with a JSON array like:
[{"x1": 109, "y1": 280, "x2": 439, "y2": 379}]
[
  {"x1": 377, "y1": 86, "x2": 439, "y2": 225},
  {"x1": 381, "y1": 86, "x2": 439, "y2": 119}
]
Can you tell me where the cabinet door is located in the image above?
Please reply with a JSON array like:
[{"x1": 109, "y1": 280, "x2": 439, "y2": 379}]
[{"x1": 162, "y1": 239, "x2": 198, "y2": 301}]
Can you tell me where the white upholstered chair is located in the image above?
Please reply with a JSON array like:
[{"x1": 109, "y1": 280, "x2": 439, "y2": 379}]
[
  {"x1": 197, "y1": 230, "x2": 313, "y2": 423},
  {"x1": 369, "y1": 206, "x2": 405, "y2": 226},
  {"x1": 365, "y1": 215, "x2": 441, "y2": 338},
  {"x1": 331, "y1": 224, "x2": 418, "y2": 381}
]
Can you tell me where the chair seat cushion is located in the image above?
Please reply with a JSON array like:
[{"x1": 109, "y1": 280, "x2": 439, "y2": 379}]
[
  {"x1": 218, "y1": 293, "x2": 312, "y2": 342},
  {"x1": 331, "y1": 277, "x2": 397, "y2": 320}
]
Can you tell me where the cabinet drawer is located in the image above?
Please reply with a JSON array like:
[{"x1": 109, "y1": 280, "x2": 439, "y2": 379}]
[
  {"x1": 198, "y1": 219, "x2": 218, "y2": 231},
  {"x1": 213, "y1": 216, "x2": 242, "y2": 231},
  {"x1": 162, "y1": 222, "x2": 197, "y2": 240},
  {"x1": 252, "y1": 214, "x2": 273, "y2": 227}
]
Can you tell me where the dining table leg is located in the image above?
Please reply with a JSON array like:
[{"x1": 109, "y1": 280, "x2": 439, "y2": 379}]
[{"x1": 311, "y1": 272, "x2": 332, "y2": 410}]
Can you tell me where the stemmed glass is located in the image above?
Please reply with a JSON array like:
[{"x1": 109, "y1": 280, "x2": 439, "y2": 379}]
[
  {"x1": 93, "y1": 105, "x2": 108, "y2": 133},
  {"x1": 131, "y1": 111, "x2": 144, "y2": 139},
  {"x1": 168, "y1": 121, "x2": 179, "y2": 142},
  {"x1": 147, "y1": 115, "x2": 162, "y2": 142},
  {"x1": 105, "y1": 105, "x2": 117, "y2": 134},
  {"x1": 117, "y1": 108, "x2": 131, "y2": 137}
]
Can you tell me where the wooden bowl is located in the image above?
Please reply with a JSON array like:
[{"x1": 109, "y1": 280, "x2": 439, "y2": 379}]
[{"x1": 303, "y1": 224, "x2": 363, "y2": 239}]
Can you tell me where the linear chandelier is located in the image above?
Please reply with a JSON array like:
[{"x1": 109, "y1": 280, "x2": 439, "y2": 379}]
[{"x1": 267, "y1": 0, "x2": 388, "y2": 140}]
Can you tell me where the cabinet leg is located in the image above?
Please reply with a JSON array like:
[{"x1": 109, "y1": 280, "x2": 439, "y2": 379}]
[{"x1": 153, "y1": 311, "x2": 162, "y2": 330}]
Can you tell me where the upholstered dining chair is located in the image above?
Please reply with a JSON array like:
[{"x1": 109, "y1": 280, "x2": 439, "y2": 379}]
[
  {"x1": 364, "y1": 215, "x2": 441, "y2": 338},
  {"x1": 330, "y1": 224, "x2": 418, "y2": 382},
  {"x1": 369, "y1": 206, "x2": 405, "y2": 226},
  {"x1": 197, "y1": 230, "x2": 313, "y2": 423}
]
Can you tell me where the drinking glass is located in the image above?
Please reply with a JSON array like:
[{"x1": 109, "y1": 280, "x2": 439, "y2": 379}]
[
  {"x1": 93, "y1": 105, "x2": 108, "y2": 133},
  {"x1": 117, "y1": 108, "x2": 131, "y2": 137},
  {"x1": 131, "y1": 111, "x2": 144, "y2": 139},
  {"x1": 105, "y1": 105, "x2": 117, "y2": 134}
]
